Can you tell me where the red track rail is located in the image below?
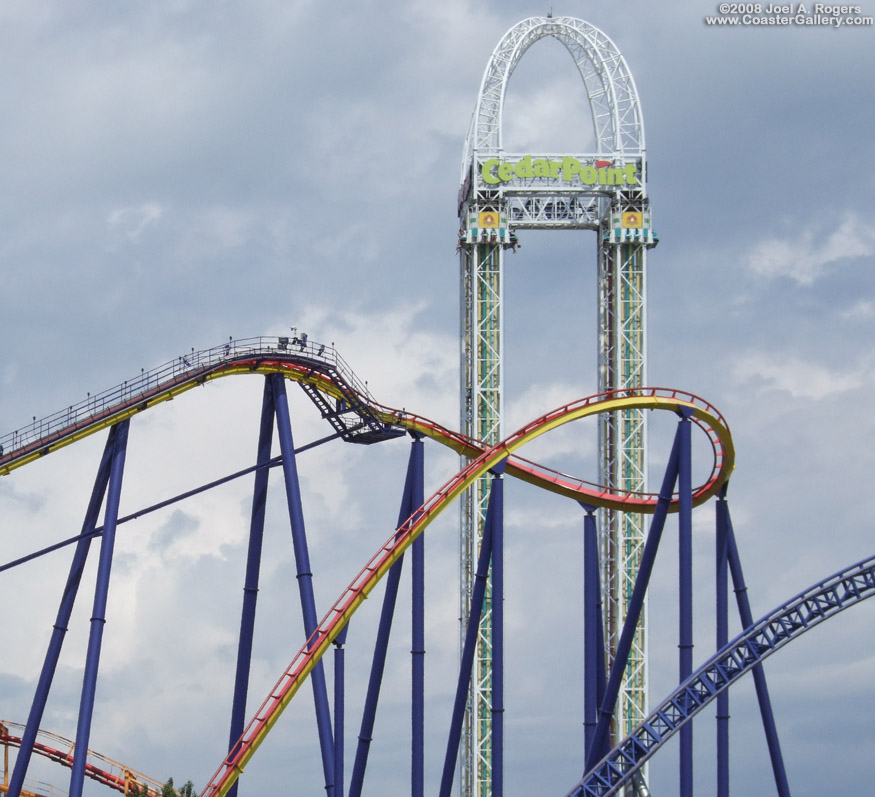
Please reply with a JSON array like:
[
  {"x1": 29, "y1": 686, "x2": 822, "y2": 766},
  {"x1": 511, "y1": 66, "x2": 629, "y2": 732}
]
[
  {"x1": 0, "y1": 721, "x2": 166, "y2": 796},
  {"x1": 0, "y1": 341, "x2": 733, "y2": 512},
  {"x1": 199, "y1": 389, "x2": 733, "y2": 796}
]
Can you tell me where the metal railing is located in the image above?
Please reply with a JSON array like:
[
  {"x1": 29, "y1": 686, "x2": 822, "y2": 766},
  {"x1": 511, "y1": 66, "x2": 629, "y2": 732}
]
[
  {"x1": 0, "y1": 335, "x2": 375, "y2": 462},
  {"x1": 1, "y1": 718, "x2": 168, "y2": 796},
  {"x1": 0, "y1": 781, "x2": 68, "y2": 797}
]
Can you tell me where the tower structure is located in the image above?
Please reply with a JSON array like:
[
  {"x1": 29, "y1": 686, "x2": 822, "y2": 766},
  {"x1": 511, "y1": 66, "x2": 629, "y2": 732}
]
[{"x1": 457, "y1": 17, "x2": 657, "y2": 795}]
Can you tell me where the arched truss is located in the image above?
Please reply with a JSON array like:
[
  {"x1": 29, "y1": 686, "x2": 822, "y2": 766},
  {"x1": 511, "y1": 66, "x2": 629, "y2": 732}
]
[
  {"x1": 567, "y1": 553, "x2": 875, "y2": 796},
  {"x1": 461, "y1": 15, "x2": 645, "y2": 173}
]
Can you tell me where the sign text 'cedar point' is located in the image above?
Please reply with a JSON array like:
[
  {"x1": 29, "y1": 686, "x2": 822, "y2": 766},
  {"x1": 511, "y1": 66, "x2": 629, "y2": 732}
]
[{"x1": 479, "y1": 154, "x2": 642, "y2": 188}]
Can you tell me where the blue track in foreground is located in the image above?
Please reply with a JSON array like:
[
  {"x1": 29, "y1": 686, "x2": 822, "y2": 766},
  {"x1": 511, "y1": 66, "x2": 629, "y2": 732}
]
[{"x1": 567, "y1": 553, "x2": 875, "y2": 796}]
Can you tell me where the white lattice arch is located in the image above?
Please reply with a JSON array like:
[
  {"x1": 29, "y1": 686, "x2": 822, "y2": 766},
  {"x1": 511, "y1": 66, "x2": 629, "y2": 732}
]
[{"x1": 461, "y1": 16, "x2": 645, "y2": 178}]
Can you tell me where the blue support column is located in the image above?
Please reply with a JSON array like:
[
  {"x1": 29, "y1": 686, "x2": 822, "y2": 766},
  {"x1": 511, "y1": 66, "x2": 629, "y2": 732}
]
[
  {"x1": 595, "y1": 536, "x2": 606, "y2": 717},
  {"x1": 270, "y1": 373, "x2": 335, "y2": 795},
  {"x1": 350, "y1": 436, "x2": 423, "y2": 796},
  {"x1": 490, "y1": 469, "x2": 505, "y2": 797},
  {"x1": 334, "y1": 624, "x2": 350, "y2": 797},
  {"x1": 227, "y1": 377, "x2": 275, "y2": 797},
  {"x1": 724, "y1": 506, "x2": 791, "y2": 797},
  {"x1": 7, "y1": 428, "x2": 118, "y2": 797},
  {"x1": 715, "y1": 490, "x2": 730, "y2": 797},
  {"x1": 585, "y1": 425, "x2": 682, "y2": 773},
  {"x1": 581, "y1": 503, "x2": 603, "y2": 760},
  {"x1": 678, "y1": 413, "x2": 694, "y2": 797},
  {"x1": 409, "y1": 435, "x2": 426, "y2": 797},
  {"x1": 69, "y1": 420, "x2": 129, "y2": 797},
  {"x1": 438, "y1": 465, "x2": 504, "y2": 797}
]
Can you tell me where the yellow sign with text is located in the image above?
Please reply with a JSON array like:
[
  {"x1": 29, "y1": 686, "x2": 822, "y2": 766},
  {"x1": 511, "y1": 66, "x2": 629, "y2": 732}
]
[{"x1": 480, "y1": 155, "x2": 640, "y2": 187}]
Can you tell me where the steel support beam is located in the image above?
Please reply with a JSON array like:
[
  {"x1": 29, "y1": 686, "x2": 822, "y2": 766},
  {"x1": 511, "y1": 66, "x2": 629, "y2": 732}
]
[
  {"x1": 586, "y1": 422, "x2": 682, "y2": 772},
  {"x1": 271, "y1": 373, "x2": 335, "y2": 795},
  {"x1": 490, "y1": 469, "x2": 505, "y2": 797},
  {"x1": 459, "y1": 239, "x2": 502, "y2": 796},
  {"x1": 69, "y1": 420, "x2": 130, "y2": 797},
  {"x1": 349, "y1": 437, "x2": 424, "y2": 795},
  {"x1": 410, "y1": 435, "x2": 426, "y2": 797},
  {"x1": 715, "y1": 491, "x2": 731, "y2": 797},
  {"x1": 441, "y1": 468, "x2": 504, "y2": 797},
  {"x1": 724, "y1": 506, "x2": 791, "y2": 797},
  {"x1": 678, "y1": 414, "x2": 694, "y2": 797},
  {"x1": 334, "y1": 624, "x2": 349, "y2": 797},
  {"x1": 598, "y1": 239, "x2": 648, "y2": 753},
  {"x1": 227, "y1": 377, "x2": 275, "y2": 797},
  {"x1": 582, "y1": 504, "x2": 605, "y2": 761},
  {"x1": 7, "y1": 427, "x2": 119, "y2": 797}
]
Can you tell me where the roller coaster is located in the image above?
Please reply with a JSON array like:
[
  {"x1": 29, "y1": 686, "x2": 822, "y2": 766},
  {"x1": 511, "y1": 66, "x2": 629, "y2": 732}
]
[
  {"x1": 2, "y1": 13, "x2": 871, "y2": 797},
  {"x1": 1, "y1": 719, "x2": 166, "y2": 796},
  {"x1": 1, "y1": 335, "x2": 872, "y2": 796}
]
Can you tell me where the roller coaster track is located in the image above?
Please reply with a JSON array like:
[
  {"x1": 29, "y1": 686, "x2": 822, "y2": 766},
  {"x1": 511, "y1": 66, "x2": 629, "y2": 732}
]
[
  {"x1": 0, "y1": 720, "x2": 166, "y2": 796},
  {"x1": 1, "y1": 336, "x2": 739, "y2": 795},
  {"x1": 567, "y1": 553, "x2": 875, "y2": 796},
  {"x1": 187, "y1": 351, "x2": 733, "y2": 796},
  {"x1": 0, "y1": 336, "x2": 733, "y2": 513}
]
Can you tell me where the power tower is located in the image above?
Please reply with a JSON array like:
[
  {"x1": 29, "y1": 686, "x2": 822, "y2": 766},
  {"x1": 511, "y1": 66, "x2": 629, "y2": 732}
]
[{"x1": 457, "y1": 16, "x2": 657, "y2": 796}]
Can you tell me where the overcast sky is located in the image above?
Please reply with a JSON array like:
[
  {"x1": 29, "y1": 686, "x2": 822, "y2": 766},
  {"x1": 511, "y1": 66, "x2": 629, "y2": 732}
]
[{"x1": 1, "y1": 1, "x2": 874, "y2": 795}]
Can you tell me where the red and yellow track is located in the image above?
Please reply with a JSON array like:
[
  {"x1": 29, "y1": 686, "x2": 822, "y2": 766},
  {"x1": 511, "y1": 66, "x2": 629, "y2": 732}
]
[
  {"x1": 193, "y1": 373, "x2": 733, "y2": 795},
  {"x1": 0, "y1": 720, "x2": 165, "y2": 796},
  {"x1": 0, "y1": 347, "x2": 733, "y2": 512}
]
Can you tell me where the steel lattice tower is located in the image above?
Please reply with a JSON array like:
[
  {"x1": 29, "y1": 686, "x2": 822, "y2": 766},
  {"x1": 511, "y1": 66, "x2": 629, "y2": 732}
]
[{"x1": 458, "y1": 16, "x2": 657, "y2": 796}]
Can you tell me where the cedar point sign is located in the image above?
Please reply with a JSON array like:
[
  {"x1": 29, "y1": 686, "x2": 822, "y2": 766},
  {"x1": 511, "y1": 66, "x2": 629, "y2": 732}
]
[{"x1": 479, "y1": 155, "x2": 641, "y2": 187}]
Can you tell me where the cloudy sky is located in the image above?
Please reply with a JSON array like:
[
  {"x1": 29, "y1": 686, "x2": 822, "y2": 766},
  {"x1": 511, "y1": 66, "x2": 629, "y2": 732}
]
[{"x1": 1, "y1": 1, "x2": 874, "y2": 795}]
